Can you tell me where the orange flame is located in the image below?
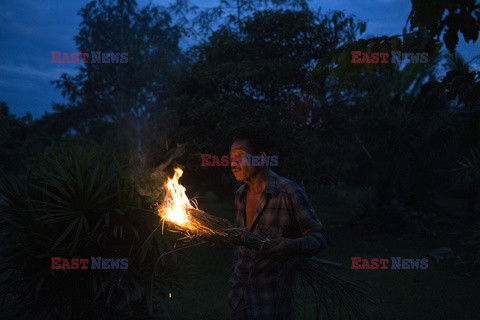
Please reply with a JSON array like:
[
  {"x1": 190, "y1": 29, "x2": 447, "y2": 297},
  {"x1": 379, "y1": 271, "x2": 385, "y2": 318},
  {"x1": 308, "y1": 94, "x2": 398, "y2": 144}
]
[{"x1": 158, "y1": 168, "x2": 193, "y2": 228}]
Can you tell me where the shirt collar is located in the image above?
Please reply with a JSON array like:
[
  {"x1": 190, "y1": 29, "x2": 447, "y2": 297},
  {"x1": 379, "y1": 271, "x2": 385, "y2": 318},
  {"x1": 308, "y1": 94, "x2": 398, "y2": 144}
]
[{"x1": 234, "y1": 169, "x2": 277, "y2": 199}]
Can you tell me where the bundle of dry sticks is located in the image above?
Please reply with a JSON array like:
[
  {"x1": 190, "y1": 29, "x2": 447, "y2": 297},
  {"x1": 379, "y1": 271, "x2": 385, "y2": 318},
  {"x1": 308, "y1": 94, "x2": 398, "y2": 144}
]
[{"x1": 158, "y1": 204, "x2": 373, "y2": 319}]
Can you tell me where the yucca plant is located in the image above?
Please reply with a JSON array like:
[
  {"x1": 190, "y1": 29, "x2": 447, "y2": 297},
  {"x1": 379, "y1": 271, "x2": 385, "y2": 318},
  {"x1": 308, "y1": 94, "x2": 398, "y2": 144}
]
[
  {"x1": 450, "y1": 147, "x2": 480, "y2": 265},
  {"x1": 455, "y1": 147, "x2": 480, "y2": 182},
  {"x1": 0, "y1": 143, "x2": 181, "y2": 319}
]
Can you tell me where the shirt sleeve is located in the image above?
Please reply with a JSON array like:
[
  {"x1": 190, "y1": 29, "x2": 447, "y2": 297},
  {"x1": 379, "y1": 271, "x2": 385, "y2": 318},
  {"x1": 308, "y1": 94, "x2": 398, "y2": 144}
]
[{"x1": 291, "y1": 186, "x2": 329, "y2": 254}]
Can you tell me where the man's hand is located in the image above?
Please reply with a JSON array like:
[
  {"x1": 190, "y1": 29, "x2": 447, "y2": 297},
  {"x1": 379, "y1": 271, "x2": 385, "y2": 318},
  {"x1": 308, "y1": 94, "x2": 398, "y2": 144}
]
[{"x1": 263, "y1": 237, "x2": 301, "y2": 262}]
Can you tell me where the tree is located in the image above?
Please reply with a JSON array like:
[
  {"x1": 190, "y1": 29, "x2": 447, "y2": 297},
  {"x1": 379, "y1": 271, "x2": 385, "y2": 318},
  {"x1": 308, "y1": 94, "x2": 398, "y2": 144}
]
[
  {"x1": 169, "y1": 7, "x2": 365, "y2": 196},
  {"x1": 315, "y1": 0, "x2": 480, "y2": 109},
  {"x1": 51, "y1": 0, "x2": 185, "y2": 164},
  {"x1": 407, "y1": 0, "x2": 480, "y2": 53},
  {"x1": 168, "y1": 0, "x2": 311, "y2": 38},
  {"x1": 0, "y1": 102, "x2": 46, "y2": 176}
]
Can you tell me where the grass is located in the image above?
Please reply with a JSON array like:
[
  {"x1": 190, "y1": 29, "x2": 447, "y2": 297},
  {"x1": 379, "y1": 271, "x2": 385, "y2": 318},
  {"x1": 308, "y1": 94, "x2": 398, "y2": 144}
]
[{"x1": 158, "y1": 200, "x2": 480, "y2": 320}]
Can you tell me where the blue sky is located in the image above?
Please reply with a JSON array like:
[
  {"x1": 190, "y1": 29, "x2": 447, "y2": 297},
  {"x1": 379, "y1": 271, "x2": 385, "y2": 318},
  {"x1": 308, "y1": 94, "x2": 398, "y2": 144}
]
[{"x1": 0, "y1": 0, "x2": 478, "y2": 118}]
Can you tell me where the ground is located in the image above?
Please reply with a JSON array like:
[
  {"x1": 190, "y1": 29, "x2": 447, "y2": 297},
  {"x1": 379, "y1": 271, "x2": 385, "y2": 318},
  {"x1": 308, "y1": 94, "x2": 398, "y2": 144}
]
[{"x1": 161, "y1": 200, "x2": 480, "y2": 320}]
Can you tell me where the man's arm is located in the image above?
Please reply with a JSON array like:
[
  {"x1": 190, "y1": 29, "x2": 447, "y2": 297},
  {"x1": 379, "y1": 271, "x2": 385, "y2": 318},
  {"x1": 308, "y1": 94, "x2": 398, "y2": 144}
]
[
  {"x1": 264, "y1": 186, "x2": 329, "y2": 261},
  {"x1": 291, "y1": 186, "x2": 329, "y2": 255}
]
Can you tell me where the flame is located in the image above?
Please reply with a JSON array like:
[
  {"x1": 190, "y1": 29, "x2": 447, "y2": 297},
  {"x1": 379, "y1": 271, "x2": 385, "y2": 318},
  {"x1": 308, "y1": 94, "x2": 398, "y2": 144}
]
[{"x1": 158, "y1": 167, "x2": 193, "y2": 228}]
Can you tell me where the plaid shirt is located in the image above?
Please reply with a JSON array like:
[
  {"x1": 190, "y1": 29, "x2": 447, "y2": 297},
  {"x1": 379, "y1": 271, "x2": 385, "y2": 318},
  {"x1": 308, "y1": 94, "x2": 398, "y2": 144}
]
[{"x1": 228, "y1": 170, "x2": 329, "y2": 320}]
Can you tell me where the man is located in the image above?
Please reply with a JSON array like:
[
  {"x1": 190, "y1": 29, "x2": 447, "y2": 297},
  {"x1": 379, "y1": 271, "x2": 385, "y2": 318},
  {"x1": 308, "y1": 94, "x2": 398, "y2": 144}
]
[{"x1": 228, "y1": 129, "x2": 329, "y2": 320}]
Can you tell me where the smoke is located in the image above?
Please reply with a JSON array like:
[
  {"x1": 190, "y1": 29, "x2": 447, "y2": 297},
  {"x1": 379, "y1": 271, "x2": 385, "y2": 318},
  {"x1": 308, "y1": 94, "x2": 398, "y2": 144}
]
[{"x1": 130, "y1": 143, "x2": 186, "y2": 202}]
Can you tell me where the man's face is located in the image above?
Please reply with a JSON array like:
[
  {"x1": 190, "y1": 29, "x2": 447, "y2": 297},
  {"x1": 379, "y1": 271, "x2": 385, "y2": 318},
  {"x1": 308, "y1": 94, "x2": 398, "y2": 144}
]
[{"x1": 230, "y1": 139, "x2": 261, "y2": 182}]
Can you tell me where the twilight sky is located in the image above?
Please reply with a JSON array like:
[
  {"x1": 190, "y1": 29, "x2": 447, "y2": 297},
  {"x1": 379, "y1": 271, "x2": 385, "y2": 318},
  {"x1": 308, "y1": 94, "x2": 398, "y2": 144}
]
[{"x1": 0, "y1": 0, "x2": 478, "y2": 118}]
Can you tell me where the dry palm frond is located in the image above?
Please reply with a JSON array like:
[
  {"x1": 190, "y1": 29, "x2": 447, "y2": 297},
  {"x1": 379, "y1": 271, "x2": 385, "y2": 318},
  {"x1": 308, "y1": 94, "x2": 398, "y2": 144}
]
[{"x1": 157, "y1": 206, "x2": 374, "y2": 319}]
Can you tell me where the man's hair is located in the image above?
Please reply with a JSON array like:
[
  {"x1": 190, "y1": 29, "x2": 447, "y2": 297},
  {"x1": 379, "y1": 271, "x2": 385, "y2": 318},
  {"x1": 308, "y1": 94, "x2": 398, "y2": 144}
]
[{"x1": 231, "y1": 128, "x2": 270, "y2": 155}]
